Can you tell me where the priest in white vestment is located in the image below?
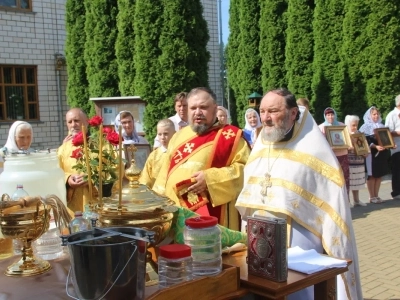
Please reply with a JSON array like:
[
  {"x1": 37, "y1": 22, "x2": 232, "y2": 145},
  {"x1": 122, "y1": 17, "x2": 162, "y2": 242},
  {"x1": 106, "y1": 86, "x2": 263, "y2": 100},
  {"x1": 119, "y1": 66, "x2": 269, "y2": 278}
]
[{"x1": 236, "y1": 88, "x2": 363, "y2": 300}]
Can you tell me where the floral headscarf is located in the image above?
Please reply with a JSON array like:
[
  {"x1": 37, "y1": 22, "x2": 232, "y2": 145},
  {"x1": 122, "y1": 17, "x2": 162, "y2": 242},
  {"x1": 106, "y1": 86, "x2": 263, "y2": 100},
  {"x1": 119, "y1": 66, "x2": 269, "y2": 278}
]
[
  {"x1": 4, "y1": 121, "x2": 33, "y2": 152},
  {"x1": 359, "y1": 106, "x2": 384, "y2": 135},
  {"x1": 323, "y1": 107, "x2": 340, "y2": 126},
  {"x1": 114, "y1": 111, "x2": 141, "y2": 144}
]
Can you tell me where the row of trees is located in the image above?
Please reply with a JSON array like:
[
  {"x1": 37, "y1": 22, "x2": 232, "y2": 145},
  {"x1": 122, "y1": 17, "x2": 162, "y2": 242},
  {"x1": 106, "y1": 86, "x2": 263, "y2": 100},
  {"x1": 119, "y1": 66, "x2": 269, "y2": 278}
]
[
  {"x1": 227, "y1": 0, "x2": 400, "y2": 124},
  {"x1": 65, "y1": 0, "x2": 210, "y2": 142}
]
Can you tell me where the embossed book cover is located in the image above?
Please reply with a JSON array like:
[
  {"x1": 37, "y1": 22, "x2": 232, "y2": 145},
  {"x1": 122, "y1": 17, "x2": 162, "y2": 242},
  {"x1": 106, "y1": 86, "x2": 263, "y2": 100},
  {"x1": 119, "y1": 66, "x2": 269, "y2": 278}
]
[{"x1": 246, "y1": 215, "x2": 288, "y2": 282}]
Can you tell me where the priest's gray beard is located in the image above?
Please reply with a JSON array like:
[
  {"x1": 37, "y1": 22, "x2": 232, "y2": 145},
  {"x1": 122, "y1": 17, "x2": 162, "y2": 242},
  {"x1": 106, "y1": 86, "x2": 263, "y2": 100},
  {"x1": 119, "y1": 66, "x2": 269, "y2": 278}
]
[
  {"x1": 261, "y1": 112, "x2": 290, "y2": 142},
  {"x1": 191, "y1": 124, "x2": 209, "y2": 135}
]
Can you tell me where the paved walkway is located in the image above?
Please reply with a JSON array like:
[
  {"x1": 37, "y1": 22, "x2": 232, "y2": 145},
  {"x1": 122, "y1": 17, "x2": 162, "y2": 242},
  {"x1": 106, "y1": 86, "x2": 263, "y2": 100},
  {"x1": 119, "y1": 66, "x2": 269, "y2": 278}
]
[{"x1": 351, "y1": 176, "x2": 400, "y2": 300}]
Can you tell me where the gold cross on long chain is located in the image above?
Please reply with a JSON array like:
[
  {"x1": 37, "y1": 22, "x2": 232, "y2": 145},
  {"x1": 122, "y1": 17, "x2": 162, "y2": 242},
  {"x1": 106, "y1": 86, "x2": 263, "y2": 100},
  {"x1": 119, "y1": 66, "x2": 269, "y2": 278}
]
[{"x1": 260, "y1": 173, "x2": 272, "y2": 196}]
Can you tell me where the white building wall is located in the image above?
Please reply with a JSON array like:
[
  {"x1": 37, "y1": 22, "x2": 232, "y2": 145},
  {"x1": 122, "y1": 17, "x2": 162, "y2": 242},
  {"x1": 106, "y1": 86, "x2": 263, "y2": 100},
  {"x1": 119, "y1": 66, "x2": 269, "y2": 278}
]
[
  {"x1": 0, "y1": 0, "x2": 223, "y2": 148},
  {"x1": 0, "y1": 0, "x2": 68, "y2": 149}
]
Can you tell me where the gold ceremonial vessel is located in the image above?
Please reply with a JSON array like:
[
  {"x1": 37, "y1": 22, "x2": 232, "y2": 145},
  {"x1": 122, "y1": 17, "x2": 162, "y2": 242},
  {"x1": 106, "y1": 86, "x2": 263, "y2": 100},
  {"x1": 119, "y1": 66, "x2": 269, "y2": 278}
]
[
  {"x1": 95, "y1": 145, "x2": 177, "y2": 286},
  {"x1": 0, "y1": 196, "x2": 51, "y2": 276}
]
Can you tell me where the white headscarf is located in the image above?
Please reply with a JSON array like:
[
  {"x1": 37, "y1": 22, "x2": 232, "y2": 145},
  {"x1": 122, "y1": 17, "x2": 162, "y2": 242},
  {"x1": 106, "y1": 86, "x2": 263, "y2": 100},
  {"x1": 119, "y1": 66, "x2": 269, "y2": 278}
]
[
  {"x1": 244, "y1": 108, "x2": 262, "y2": 145},
  {"x1": 359, "y1": 106, "x2": 384, "y2": 135},
  {"x1": 244, "y1": 108, "x2": 262, "y2": 130},
  {"x1": 4, "y1": 121, "x2": 33, "y2": 152},
  {"x1": 114, "y1": 111, "x2": 141, "y2": 144}
]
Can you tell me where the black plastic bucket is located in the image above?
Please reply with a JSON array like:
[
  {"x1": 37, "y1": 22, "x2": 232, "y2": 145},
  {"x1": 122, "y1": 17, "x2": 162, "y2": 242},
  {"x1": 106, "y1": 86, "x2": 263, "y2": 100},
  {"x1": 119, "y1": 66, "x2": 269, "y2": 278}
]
[{"x1": 63, "y1": 227, "x2": 154, "y2": 300}]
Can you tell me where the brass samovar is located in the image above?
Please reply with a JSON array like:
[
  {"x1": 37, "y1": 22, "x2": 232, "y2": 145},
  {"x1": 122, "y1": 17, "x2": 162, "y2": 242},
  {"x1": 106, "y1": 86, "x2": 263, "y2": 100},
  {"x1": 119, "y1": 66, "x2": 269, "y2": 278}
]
[{"x1": 95, "y1": 145, "x2": 177, "y2": 286}]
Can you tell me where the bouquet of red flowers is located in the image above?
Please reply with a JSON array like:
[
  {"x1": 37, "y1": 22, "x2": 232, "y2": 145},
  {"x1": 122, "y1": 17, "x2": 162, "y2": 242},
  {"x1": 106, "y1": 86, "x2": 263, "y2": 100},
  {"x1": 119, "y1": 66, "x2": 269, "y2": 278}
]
[{"x1": 71, "y1": 116, "x2": 121, "y2": 188}]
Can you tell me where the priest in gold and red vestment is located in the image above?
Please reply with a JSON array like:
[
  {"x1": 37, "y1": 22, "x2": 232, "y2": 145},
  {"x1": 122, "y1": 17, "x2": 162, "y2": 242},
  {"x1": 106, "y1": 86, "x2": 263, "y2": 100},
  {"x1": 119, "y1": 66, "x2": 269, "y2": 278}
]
[{"x1": 153, "y1": 87, "x2": 250, "y2": 230}]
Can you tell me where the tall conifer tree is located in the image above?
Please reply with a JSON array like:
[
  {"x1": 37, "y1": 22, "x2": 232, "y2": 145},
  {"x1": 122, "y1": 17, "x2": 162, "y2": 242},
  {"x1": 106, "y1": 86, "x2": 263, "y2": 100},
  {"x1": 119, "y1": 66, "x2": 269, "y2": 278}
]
[
  {"x1": 285, "y1": 0, "x2": 314, "y2": 98},
  {"x1": 84, "y1": 0, "x2": 120, "y2": 107},
  {"x1": 116, "y1": 0, "x2": 136, "y2": 96},
  {"x1": 235, "y1": 0, "x2": 261, "y2": 127},
  {"x1": 146, "y1": 0, "x2": 209, "y2": 143},
  {"x1": 362, "y1": 0, "x2": 400, "y2": 117},
  {"x1": 65, "y1": 0, "x2": 90, "y2": 112},
  {"x1": 259, "y1": 0, "x2": 288, "y2": 92},
  {"x1": 226, "y1": 0, "x2": 241, "y2": 126},
  {"x1": 134, "y1": 0, "x2": 163, "y2": 142},
  {"x1": 311, "y1": 0, "x2": 345, "y2": 121},
  {"x1": 336, "y1": 0, "x2": 370, "y2": 119}
]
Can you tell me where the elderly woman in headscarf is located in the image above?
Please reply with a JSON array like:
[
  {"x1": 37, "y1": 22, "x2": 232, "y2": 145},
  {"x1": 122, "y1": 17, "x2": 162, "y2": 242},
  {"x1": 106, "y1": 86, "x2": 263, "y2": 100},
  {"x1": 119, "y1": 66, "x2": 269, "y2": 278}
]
[
  {"x1": 114, "y1": 111, "x2": 148, "y2": 145},
  {"x1": 318, "y1": 107, "x2": 352, "y2": 205},
  {"x1": 243, "y1": 108, "x2": 262, "y2": 148},
  {"x1": 0, "y1": 121, "x2": 34, "y2": 174},
  {"x1": 359, "y1": 106, "x2": 391, "y2": 204}
]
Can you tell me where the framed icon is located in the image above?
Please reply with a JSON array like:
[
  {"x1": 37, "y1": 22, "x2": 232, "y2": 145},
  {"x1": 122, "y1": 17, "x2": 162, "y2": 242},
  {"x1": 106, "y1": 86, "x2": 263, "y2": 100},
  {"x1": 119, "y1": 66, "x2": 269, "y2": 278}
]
[
  {"x1": 374, "y1": 127, "x2": 395, "y2": 149},
  {"x1": 325, "y1": 126, "x2": 352, "y2": 150},
  {"x1": 350, "y1": 133, "x2": 370, "y2": 155},
  {"x1": 123, "y1": 143, "x2": 152, "y2": 170}
]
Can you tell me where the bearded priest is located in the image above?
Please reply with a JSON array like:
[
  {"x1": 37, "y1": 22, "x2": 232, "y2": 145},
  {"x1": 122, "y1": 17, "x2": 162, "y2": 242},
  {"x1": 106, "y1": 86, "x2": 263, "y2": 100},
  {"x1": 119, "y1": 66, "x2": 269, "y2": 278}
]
[
  {"x1": 153, "y1": 87, "x2": 250, "y2": 230},
  {"x1": 236, "y1": 88, "x2": 362, "y2": 300}
]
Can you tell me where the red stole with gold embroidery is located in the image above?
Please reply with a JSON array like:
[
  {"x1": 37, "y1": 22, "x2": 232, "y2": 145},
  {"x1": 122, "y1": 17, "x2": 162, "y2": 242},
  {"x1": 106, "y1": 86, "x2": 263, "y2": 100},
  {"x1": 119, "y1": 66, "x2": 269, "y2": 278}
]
[{"x1": 170, "y1": 125, "x2": 243, "y2": 214}]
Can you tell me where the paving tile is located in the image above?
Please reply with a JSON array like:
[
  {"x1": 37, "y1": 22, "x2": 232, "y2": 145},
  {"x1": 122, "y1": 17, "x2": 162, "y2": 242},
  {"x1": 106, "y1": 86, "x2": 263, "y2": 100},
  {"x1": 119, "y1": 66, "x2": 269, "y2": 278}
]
[{"x1": 354, "y1": 177, "x2": 400, "y2": 299}]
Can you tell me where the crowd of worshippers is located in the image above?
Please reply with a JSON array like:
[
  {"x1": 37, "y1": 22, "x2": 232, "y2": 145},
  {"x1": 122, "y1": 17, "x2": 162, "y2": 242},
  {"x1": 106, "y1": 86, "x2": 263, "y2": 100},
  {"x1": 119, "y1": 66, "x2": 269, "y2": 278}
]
[{"x1": 4, "y1": 87, "x2": 400, "y2": 299}]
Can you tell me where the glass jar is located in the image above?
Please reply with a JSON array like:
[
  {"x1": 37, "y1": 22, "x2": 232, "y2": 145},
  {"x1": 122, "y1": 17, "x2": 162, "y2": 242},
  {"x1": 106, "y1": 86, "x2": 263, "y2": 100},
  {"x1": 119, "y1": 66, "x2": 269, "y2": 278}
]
[
  {"x1": 184, "y1": 216, "x2": 222, "y2": 278},
  {"x1": 158, "y1": 244, "x2": 193, "y2": 289}
]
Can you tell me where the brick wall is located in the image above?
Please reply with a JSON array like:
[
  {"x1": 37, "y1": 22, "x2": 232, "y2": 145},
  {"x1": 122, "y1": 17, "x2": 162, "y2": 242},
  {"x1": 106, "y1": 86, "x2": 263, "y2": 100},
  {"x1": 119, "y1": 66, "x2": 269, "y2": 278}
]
[
  {"x1": 0, "y1": 0, "x2": 223, "y2": 149},
  {"x1": 0, "y1": 0, "x2": 68, "y2": 149}
]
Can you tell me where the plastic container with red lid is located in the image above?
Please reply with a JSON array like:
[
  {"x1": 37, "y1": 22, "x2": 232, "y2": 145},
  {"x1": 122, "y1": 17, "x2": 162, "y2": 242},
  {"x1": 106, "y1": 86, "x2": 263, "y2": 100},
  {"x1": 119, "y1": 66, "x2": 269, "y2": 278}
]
[
  {"x1": 158, "y1": 244, "x2": 193, "y2": 289},
  {"x1": 184, "y1": 216, "x2": 222, "y2": 278}
]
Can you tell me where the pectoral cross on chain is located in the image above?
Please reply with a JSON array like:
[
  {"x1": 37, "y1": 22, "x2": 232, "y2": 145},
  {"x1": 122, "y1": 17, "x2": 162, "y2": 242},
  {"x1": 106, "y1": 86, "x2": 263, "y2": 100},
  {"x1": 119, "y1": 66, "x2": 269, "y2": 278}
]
[{"x1": 260, "y1": 173, "x2": 272, "y2": 196}]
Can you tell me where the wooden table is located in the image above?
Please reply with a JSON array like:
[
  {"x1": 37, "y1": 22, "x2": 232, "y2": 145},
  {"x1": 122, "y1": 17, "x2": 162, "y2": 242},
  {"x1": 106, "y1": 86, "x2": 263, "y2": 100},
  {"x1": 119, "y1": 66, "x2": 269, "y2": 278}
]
[
  {"x1": 0, "y1": 250, "x2": 349, "y2": 300},
  {"x1": 222, "y1": 250, "x2": 349, "y2": 300}
]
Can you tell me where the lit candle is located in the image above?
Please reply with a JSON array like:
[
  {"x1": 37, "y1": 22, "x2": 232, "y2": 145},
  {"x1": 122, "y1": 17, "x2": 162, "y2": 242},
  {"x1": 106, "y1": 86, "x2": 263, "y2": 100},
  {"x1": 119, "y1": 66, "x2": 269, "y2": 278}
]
[
  {"x1": 82, "y1": 125, "x2": 93, "y2": 206},
  {"x1": 98, "y1": 124, "x2": 103, "y2": 205},
  {"x1": 118, "y1": 125, "x2": 122, "y2": 210}
]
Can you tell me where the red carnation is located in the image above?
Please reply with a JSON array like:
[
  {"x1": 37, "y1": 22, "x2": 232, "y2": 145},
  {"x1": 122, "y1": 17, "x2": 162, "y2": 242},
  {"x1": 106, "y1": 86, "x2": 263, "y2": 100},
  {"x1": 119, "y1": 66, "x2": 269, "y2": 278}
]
[
  {"x1": 70, "y1": 148, "x2": 83, "y2": 159},
  {"x1": 106, "y1": 132, "x2": 120, "y2": 146},
  {"x1": 72, "y1": 132, "x2": 85, "y2": 146},
  {"x1": 103, "y1": 127, "x2": 113, "y2": 134},
  {"x1": 88, "y1": 115, "x2": 103, "y2": 127}
]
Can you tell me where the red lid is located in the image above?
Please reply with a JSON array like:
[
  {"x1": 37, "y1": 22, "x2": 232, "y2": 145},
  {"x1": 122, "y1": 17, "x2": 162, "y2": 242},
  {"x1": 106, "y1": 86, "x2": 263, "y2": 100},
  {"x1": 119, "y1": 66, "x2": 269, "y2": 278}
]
[
  {"x1": 185, "y1": 216, "x2": 218, "y2": 228},
  {"x1": 74, "y1": 211, "x2": 83, "y2": 217},
  {"x1": 159, "y1": 244, "x2": 191, "y2": 259}
]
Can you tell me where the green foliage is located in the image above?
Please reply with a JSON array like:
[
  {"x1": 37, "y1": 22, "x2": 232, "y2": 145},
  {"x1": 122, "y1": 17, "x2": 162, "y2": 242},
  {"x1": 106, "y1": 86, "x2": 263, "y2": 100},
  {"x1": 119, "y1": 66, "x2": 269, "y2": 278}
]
[
  {"x1": 84, "y1": 0, "x2": 120, "y2": 109},
  {"x1": 142, "y1": 0, "x2": 210, "y2": 143},
  {"x1": 259, "y1": 0, "x2": 288, "y2": 92},
  {"x1": 362, "y1": 0, "x2": 400, "y2": 118},
  {"x1": 336, "y1": 0, "x2": 370, "y2": 121},
  {"x1": 311, "y1": 0, "x2": 345, "y2": 122},
  {"x1": 285, "y1": 0, "x2": 314, "y2": 99},
  {"x1": 65, "y1": 0, "x2": 90, "y2": 114},
  {"x1": 226, "y1": 0, "x2": 241, "y2": 122},
  {"x1": 116, "y1": 0, "x2": 136, "y2": 96},
  {"x1": 133, "y1": 0, "x2": 164, "y2": 143},
  {"x1": 232, "y1": 0, "x2": 262, "y2": 128}
]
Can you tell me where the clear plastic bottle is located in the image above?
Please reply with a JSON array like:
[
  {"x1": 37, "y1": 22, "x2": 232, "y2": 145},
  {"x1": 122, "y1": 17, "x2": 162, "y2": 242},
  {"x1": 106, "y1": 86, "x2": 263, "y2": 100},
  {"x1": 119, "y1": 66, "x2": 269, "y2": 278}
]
[
  {"x1": 69, "y1": 211, "x2": 91, "y2": 233},
  {"x1": 184, "y1": 216, "x2": 222, "y2": 278},
  {"x1": 158, "y1": 244, "x2": 193, "y2": 289},
  {"x1": 11, "y1": 184, "x2": 29, "y2": 255},
  {"x1": 33, "y1": 219, "x2": 64, "y2": 260}
]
